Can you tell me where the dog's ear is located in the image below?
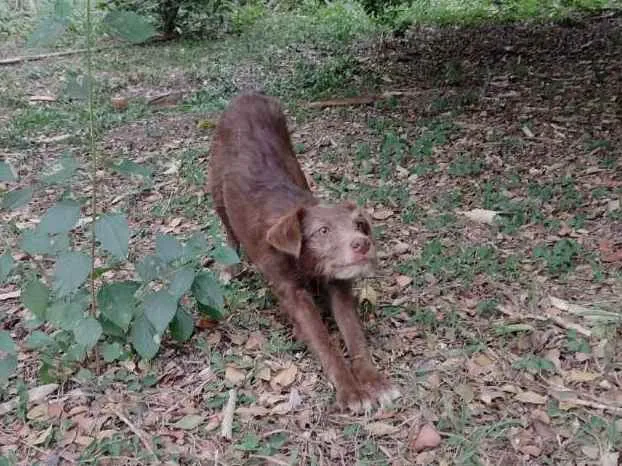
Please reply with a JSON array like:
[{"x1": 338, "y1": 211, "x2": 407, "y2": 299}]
[{"x1": 266, "y1": 208, "x2": 304, "y2": 258}]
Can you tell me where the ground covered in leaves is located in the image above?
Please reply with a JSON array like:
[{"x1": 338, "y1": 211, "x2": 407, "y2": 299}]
[{"x1": 1, "y1": 7, "x2": 622, "y2": 466}]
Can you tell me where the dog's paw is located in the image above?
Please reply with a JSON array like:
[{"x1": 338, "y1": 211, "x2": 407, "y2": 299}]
[
  {"x1": 334, "y1": 373, "x2": 374, "y2": 414},
  {"x1": 354, "y1": 366, "x2": 401, "y2": 407}
]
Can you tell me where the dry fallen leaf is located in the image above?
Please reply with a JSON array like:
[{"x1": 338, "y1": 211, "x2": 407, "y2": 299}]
[
  {"x1": 459, "y1": 208, "x2": 499, "y2": 225},
  {"x1": 271, "y1": 364, "x2": 298, "y2": 390},
  {"x1": 75, "y1": 435, "x2": 94, "y2": 447},
  {"x1": 415, "y1": 451, "x2": 436, "y2": 465},
  {"x1": 27, "y1": 404, "x2": 49, "y2": 421},
  {"x1": 245, "y1": 331, "x2": 265, "y2": 350},
  {"x1": 530, "y1": 409, "x2": 551, "y2": 425},
  {"x1": 206, "y1": 331, "x2": 222, "y2": 346},
  {"x1": 359, "y1": 283, "x2": 377, "y2": 307},
  {"x1": 0, "y1": 290, "x2": 20, "y2": 301},
  {"x1": 372, "y1": 208, "x2": 393, "y2": 220},
  {"x1": 170, "y1": 217, "x2": 183, "y2": 228},
  {"x1": 29, "y1": 425, "x2": 53, "y2": 446},
  {"x1": 205, "y1": 415, "x2": 221, "y2": 432},
  {"x1": 0, "y1": 383, "x2": 59, "y2": 416},
  {"x1": 365, "y1": 422, "x2": 399, "y2": 436},
  {"x1": 225, "y1": 366, "x2": 246, "y2": 386},
  {"x1": 473, "y1": 353, "x2": 494, "y2": 367},
  {"x1": 47, "y1": 402, "x2": 64, "y2": 419},
  {"x1": 229, "y1": 332, "x2": 247, "y2": 346},
  {"x1": 257, "y1": 366, "x2": 271, "y2": 382},
  {"x1": 480, "y1": 390, "x2": 505, "y2": 405},
  {"x1": 396, "y1": 275, "x2": 413, "y2": 288},
  {"x1": 393, "y1": 241, "x2": 410, "y2": 256},
  {"x1": 411, "y1": 424, "x2": 441, "y2": 452},
  {"x1": 454, "y1": 383, "x2": 474, "y2": 403},
  {"x1": 565, "y1": 369, "x2": 599, "y2": 383},
  {"x1": 271, "y1": 401, "x2": 292, "y2": 415},
  {"x1": 236, "y1": 406, "x2": 269, "y2": 418},
  {"x1": 515, "y1": 391, "x2": 547, "y2": 405},
  {"x1": 520, "y1": 445, "x2": 542, "y2": 457},
  {"x1": 173, "y1": 414, "x2": 203, "y2": 430},
  {"x1": 581, "y1": 445, "x2": 600, "y2": 459},
  {"x1": 602, "y1": 452, "x2": 619, "y2": 466}
]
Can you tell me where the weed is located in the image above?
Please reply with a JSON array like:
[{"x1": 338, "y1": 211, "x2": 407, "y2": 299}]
[
  {"x1": 569, "y1": 213, "x2": 587, "y2": 229},
  {"x1": 435, "y1": 189, "x2": 463, "y2": 211},
  {"x1": 443, "y1": 60, "x2": 465, "y2": 85},
  {"x1": 425, "y1": 212, "x2": 458, "y2": 231},
  {"x1": 607, "y1": 209, "x2": 622, "y2": 221},
  {"x1": 559, "y1": 176, "x2": 584, "y2": 211},
  {"x1": 266, "y1": 331, "x2": 303, "y2": 354},
  {"x1": 401, "y1": 200, "x2": 423, "y2": 224},
  {"x1": 277, "y1": 55, "x2": 372, "y2": 100},
  {"x1": 408, "y1": 307, "x2": 439, "y2": 329},
  {"x1": 447, "y1": 419, "x2": 522, "y2": 465},
  {"x1": 400, "y1": 239, "x2": 502, "y2": 286},
  {"x1": 178, "y1": 149, "x2": 206, "y2": 186},
  {"x1": 378, "y1": 131, "x2": 408, "y2": 179},
  {"x1": 565, "y1": 329, "x2": 591, "y2": 354},
  {"x1": 410, "y1": 120, "x2": 452, "y2": 161},
  {"x1": 513, "y1": 355, "x2": 557, "y2": 374},
  {"x1": 477, "y1": 299, "x2": 499, "y2": 317},
  {"x1": 584, "y1": 138, "x2": 612, "y2": 152},
  {"x1": 533, "y1": 239, "x2": 582, "y2": 276},
  {"x1": 591, "y1": 186, "x2": 612, "y2": 199},
  {"x1": 358, "y1": 440, "x2": 389, "y2": 465}
]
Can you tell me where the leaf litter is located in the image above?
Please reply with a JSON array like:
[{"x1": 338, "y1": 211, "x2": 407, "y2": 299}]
[{"x1": 1, "y1": 11, "x2": 622, "y2": 466}]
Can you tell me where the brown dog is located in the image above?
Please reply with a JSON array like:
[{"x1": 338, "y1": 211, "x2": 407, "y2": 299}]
[{"x1": 208, "y1": 93, "x2": 400, "y2": 411}]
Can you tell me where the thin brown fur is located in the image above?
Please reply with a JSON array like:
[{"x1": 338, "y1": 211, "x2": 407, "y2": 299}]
[{"x1": 208, "y1": 93, "x2": 400, "y2": 412}]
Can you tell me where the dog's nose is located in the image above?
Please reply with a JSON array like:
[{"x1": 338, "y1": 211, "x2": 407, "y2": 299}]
[{"x1": 351, "y1": 237, "x2": 370, "y2": 255}]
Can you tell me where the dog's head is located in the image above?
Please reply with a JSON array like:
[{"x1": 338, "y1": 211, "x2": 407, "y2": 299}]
[{"x1": 266, "y1": 200, "x2": 377, "y2": 280}]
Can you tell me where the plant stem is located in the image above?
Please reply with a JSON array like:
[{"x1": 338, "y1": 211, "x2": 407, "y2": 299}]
[{"x1": 85, "y1": 0, "x2": 100, "y2": 373}]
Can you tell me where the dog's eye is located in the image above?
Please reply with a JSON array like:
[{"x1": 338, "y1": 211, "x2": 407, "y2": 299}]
[{"x1": 356, "y1": 220, "x2": 369, "y2": 234}]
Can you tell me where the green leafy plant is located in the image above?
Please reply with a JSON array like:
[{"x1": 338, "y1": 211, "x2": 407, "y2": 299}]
[
  {"x1": 0, "y1": 0, "x2": 237, "y2": 386},
  {"x1": 533, "y1": 239, "x2": 581, "y2": 276}
]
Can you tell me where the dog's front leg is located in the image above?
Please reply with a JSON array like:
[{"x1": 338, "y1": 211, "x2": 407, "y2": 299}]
[
  {"x1": 275, "y1": 282, "x2": 373, "y2": 412},
  {"x1": 328, "y1": 280, "x2": 400, "y2": 406}
]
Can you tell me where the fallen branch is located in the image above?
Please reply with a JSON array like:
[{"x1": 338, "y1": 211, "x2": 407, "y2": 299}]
[
  {"x1": 110, "y1": 407, "x2": 157, "y2": 460},
  {"x1": 498, "y1": 305, "x2": 591, "y2": 338},
  {"x1": 549, "y1": 392, "x2": 622, "y2": 414},
  {"x1": 543, "y1": 312, "x2": 592, "y2": 338},
  {"x1": 306, "y1": 90, "x2": 424, "y2": 109},
  {"x1": 220, "y1": 388, "x2": 237, "y2": 440},
  {"x1": 0, "y1": 45, "x2": 118, "y2": 66}
]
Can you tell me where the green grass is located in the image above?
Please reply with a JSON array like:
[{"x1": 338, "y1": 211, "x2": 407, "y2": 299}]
[
  {"x1": 398, "y1": 238, "x2": 509, "y2": 287},
  {"x1": 389, "y1": 0, "x2": 622, "y2": 28}
]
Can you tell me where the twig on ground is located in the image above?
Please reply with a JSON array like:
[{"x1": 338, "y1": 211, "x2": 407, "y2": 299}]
[
  {"x1": 306, "y1": 90, "x2": 425, "y2": 108},
  {"x1": 220, "y1": 388, "x2": 237, "y2": 440},
  {"x1": 553, "y1": 395, "x2": 622, "y2": 414},
  {"x1": 0, "y1": 45, "x2": 118, "y2": 66},
  {"x1": 110, "y1": 407, "x2": 157, "y2": 460},
  {"x1": 497, "y1": 305, "x2": 592, "y2": 337}
]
